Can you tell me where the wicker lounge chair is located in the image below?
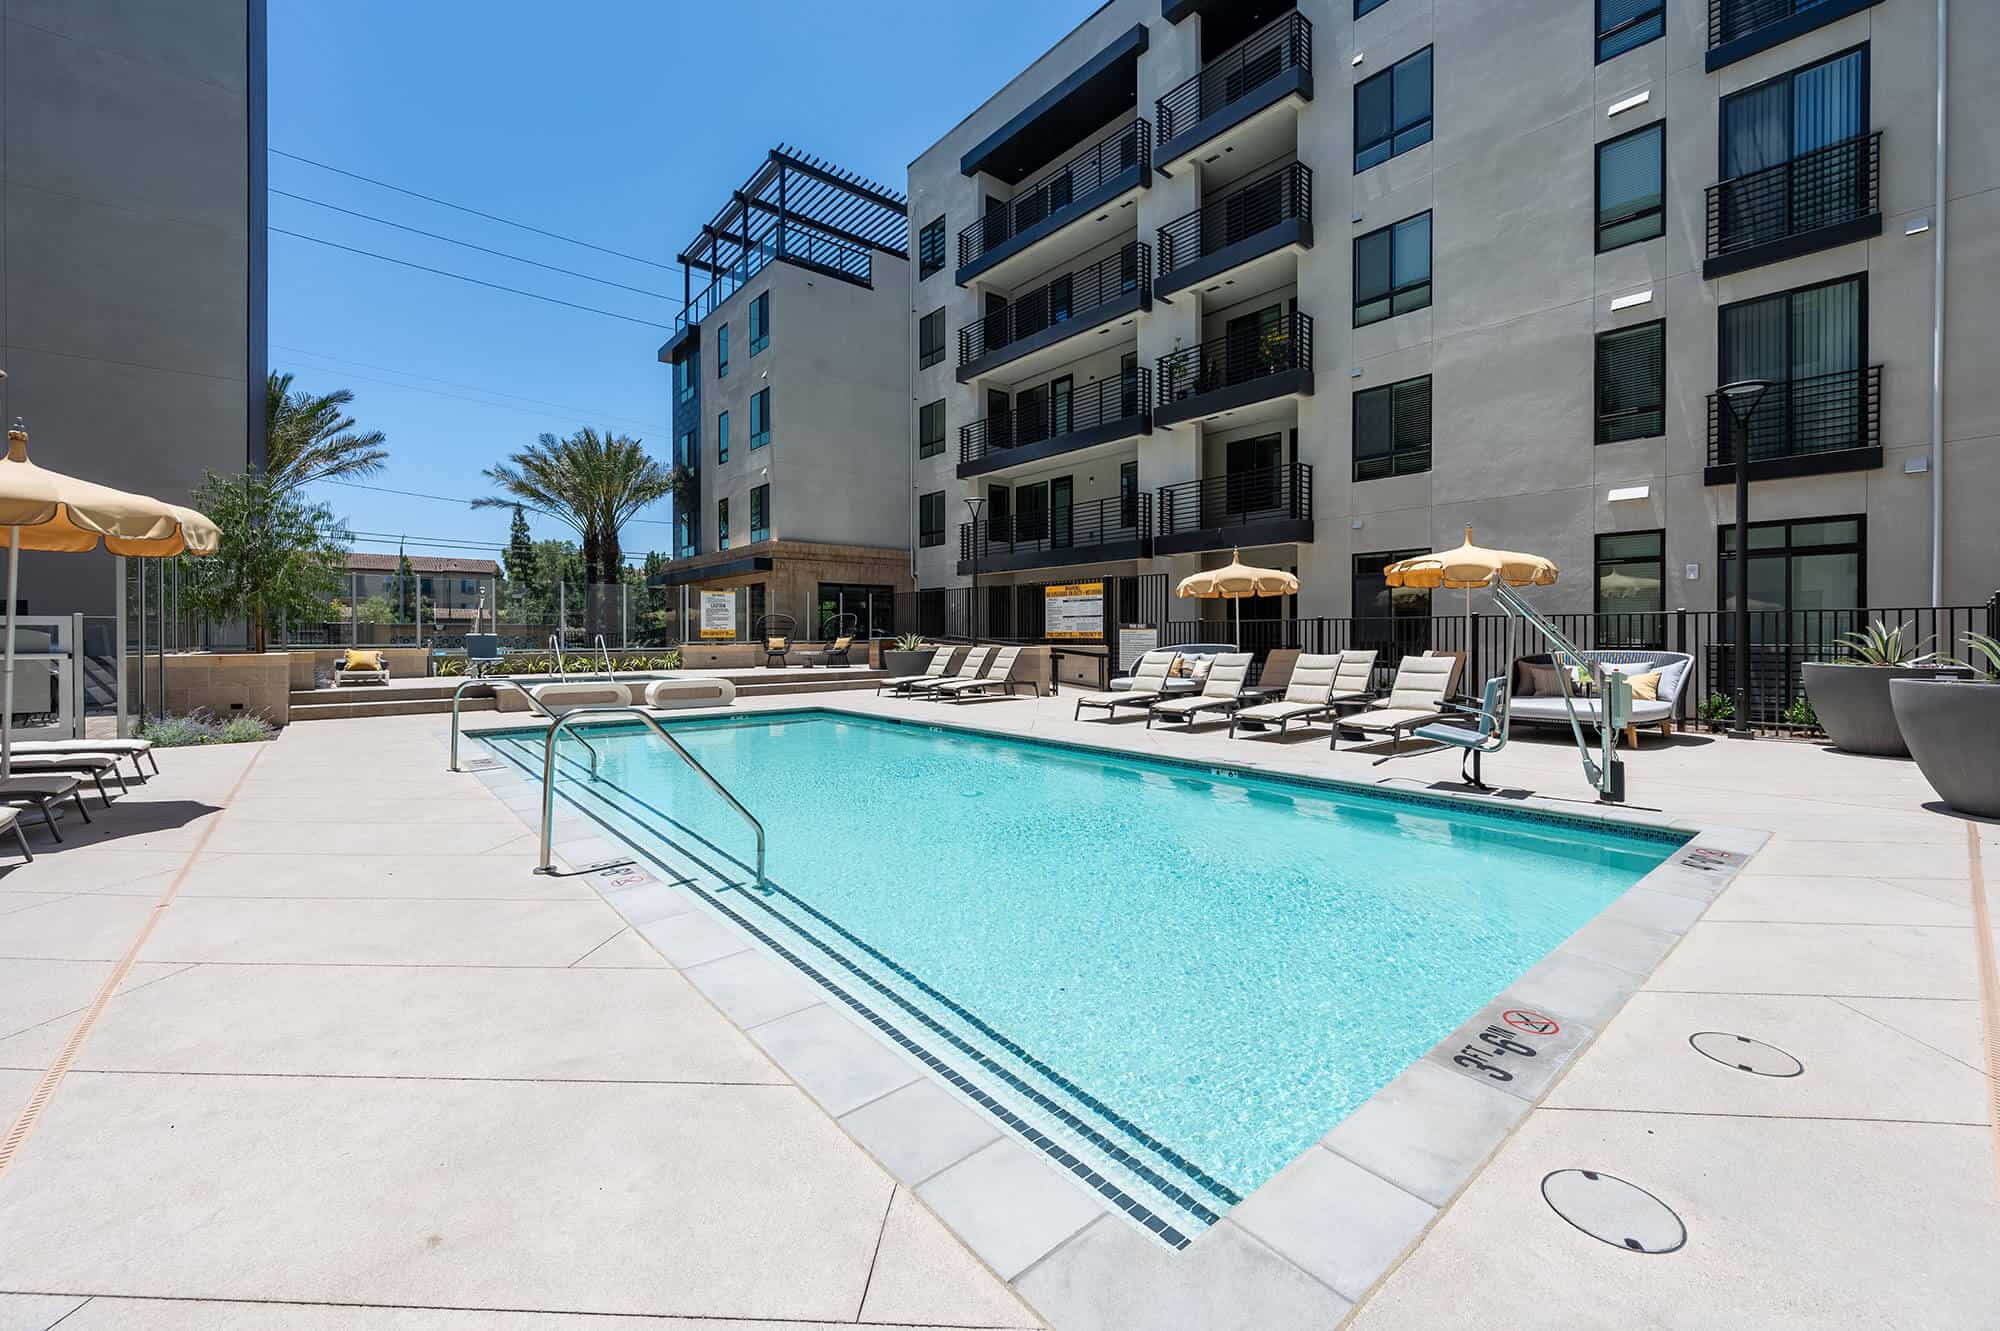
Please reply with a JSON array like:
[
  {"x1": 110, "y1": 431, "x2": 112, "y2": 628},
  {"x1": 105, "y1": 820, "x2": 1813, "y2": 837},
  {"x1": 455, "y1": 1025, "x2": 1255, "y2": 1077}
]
[{"x1": 1147, "y1": 653, "x2": 1255, "y2": 729}]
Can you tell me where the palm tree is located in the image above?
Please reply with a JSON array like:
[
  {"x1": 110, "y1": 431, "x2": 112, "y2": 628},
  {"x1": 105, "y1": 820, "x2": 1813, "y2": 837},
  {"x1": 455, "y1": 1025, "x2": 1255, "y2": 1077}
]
[
  {"x1": 473, "y1": 428, "x2": 673, "y2": 639},
  {"x1": 263, "y1": 371, "x2": 389, "y2": 492}
]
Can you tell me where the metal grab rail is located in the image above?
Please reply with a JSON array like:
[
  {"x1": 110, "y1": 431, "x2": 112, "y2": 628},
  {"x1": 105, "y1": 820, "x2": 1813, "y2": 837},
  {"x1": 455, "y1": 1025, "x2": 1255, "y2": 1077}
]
[
  {"x1": 594, "y1": 634, "x2": 617, "y2": 681},
  {"x1": 447, "y1": 676, "x2": 600, "y2": 775},
  {"x1": 534, "y1": 705, "x2": 766, "y2": 888}
]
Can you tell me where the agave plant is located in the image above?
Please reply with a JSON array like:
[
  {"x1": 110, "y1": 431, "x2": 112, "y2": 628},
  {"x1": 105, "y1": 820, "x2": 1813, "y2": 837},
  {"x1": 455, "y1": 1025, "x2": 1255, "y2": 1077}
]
[
  {"x1": 1833, "y1": 620, "x2": 1934, "y2": 666},
  {"x1": 1949, "y1": 631, "x2": 2000, "y2": 681},
  {"x1": 895, "y1": 632, "x2": 926, "y2": 652}
]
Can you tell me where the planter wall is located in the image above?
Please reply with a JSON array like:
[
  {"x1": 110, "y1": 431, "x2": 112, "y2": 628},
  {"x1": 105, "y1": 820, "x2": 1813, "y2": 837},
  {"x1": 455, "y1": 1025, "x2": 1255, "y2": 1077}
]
[
  {"x1": 1891, "y1": 678, "x2": 2000, "y2": 817},
  {"x1": 1802, "y1": 662, "x2": 1967, "y2": 757}
]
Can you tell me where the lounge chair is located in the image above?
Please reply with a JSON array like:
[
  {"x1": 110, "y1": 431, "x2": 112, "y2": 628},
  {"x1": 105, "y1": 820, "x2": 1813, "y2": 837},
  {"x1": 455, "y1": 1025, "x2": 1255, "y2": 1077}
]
[
  {"x1": 1, "y1": 774, "x2": 93, "y2": 842},
  {"x1": 1410, "y1": 675, "x2": 1512, "y2": 788},
  {"x1": 1229, "y1": 650, "x2": 1378, "y2": 737},
  {"x1": 1074, "y1": 650, "x2": 1181, "y2": 720},
  {"x1": 876, "y1": 646, "x2": 955, "y2": 695},
  {"x1": 1147, "y1": 653, "x2": 1254, "y2": 729},
  {"x1": 0, "y1": 807, "x2": 31, "y2": 862},
  {"x1": 1106, "y1": 643, "x2": 1234, "y2": 696},
  {"x1": 804, "y1": 635, "x2": 855, "y2": 668},
  {"x1": 1334, "y1": 652, "x2": 1465, "y2": 753},
  {"x1": 754, "y1": 614, "x2": 797, "y2": 669},
  {"x1": 903, "y1": 645, "x2": 995, "y2": 698},
  {"x1": 1246, "y1": 648, "x2": 1302, "y2": 701},
  {"x1": 334, "y1": 649, "x2": 389, "y2": 686},
  {"x1": 934, "y1": 645, "x2": 1027, "y2": 703},
  {"x1": 0, "y1": 752, "x2": 127, "y2": 805},
  {"x1": 10, "y1": 737, "x2": 157, "y2": 779}
]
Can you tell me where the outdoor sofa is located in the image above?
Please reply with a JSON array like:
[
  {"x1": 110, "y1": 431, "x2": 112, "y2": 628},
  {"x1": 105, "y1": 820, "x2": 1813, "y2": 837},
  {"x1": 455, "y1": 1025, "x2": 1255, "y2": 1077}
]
[{"x1": 1509, "y1": 650, "x2": 1692, "y2": 746}]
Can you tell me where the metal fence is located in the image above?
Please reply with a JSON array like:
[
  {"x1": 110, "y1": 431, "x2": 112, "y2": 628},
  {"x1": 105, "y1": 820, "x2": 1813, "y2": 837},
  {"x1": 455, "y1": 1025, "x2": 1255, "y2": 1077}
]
[
  {"x1": 1707, "y1": 131, "x2": 1880, "y2": 262},
  {"x1": 1157, "y1": 161, "x2": 1312, "y2": 277},
  {"x1": 1157, "y1": 310, "x2": 1313, "y2": 403},
  {"x1": 956, "y1": 120, "x2": 1151, "y2": 270},
  {"x1": 958, "y1": 243, "x2": 1151, "y2": 365}
]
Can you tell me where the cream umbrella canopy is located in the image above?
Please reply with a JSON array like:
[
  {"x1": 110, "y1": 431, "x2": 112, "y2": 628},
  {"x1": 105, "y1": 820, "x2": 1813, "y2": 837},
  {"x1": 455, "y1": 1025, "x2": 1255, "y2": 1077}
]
[
  {"x1": 1175, "y1": 550, "x2": 1300, "y2": 641},
  {"x1": 1382, "y1": 527, "x2": 1560, "y2": 668},
  {"x1": 0, "y1": 416, "x2": 219, "y2": 777}
]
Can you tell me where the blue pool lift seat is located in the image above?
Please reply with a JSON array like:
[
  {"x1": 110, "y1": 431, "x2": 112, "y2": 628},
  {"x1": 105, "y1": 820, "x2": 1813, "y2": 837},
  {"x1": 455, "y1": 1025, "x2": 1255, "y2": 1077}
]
[{"x1": 1410, "y1": 675, "x2": 1512, "y2": 790}]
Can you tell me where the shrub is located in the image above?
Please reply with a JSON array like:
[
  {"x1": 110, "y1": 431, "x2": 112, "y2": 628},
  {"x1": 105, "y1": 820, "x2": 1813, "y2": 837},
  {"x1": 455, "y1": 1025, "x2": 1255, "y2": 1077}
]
[
  {"x1": 139, "y1": 709, "x2": 276, "y2": 746},
  {"x1": 218, "y1": 714, "x2": 277, "y2": 743},
  {"x1": 1780, "y1": 695, "x2": 1819, "y2": 729},
  {"x1": 436, "y1": 656, "x2": 467, "y2": 677},
  {"x1": 1697, "y1": 692, "x2": 1735, "y2": 724}
]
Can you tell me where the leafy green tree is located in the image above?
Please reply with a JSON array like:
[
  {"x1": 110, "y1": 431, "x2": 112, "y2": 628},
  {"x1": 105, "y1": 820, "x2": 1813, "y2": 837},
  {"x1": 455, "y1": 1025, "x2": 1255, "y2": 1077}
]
[
  {"x1": 352, "y1": 596, "x2": 396, "y2": 625},
  {"x1": 264, "y1": 372, "x2": 389, "y2": 492},
  {"x1": 177, "y1": 472, "x2": 350, "y2": 652},
  {"x1": 385, "y1": 551, "x2": 432, "y2": 623}
]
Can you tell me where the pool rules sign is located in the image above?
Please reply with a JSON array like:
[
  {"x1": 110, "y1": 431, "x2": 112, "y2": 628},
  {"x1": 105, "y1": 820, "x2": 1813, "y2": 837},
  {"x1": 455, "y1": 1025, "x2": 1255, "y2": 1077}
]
[
  {"x1": 1043, "y1": 582, "x2": 1104, "y2": 640},
  {"x1": 699, "y1": 590, "x2": 735, "y2": 639}
]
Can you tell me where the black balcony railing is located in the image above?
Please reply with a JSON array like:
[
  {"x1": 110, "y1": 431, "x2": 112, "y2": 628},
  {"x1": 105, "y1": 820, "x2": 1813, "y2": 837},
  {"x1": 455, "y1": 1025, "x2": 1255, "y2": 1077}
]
[
  {"x1": 1706, "y1": 365, "x2": 1881, "y2": 469},
  {"x1": 957, "y1": 121, "x2": 1152, "y2": 271},
  {"x1": 1709, "y1": 0, "x2": 1843, "y2": 49},
  {"x1": 960, "y1": 494, "x2": 1151, "y2": 564},
  {"x1": 1156, "y1": 12, "x2": 1312, "y2": 144},
  {"x1": 959, "y1": 369, "x2": 1151, "y2": 467},
  {"x1": 1157, "y1": 311, "x2": 1313, "y2": 404},
  {"x1": 1707, "y1": 132, "x2": 1880, "y2": 263},
  {"x1": 958, "y1": 243, "x2": 1151, "y2": 366},
  {"x1": 1156, "y1": 463, "x2": 1312, "y2": 539},
  {"x1": 1157, "y1": 162, "x2": 1312, "y2": 278}
]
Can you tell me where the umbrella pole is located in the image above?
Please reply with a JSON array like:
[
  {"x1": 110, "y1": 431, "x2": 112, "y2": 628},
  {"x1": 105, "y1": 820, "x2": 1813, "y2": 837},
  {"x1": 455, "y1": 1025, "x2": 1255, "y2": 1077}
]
[{"x1": 2, "y1": 525, "x2": 16, "y2": 780}]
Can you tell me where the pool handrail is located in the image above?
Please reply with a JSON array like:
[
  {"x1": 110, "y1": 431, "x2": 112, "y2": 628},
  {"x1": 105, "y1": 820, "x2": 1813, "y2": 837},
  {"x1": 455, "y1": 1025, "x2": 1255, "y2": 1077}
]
[
  {"x1": 533, "y1": 703, "x2": 766, "y2": 889},
  {"x1": 447, "y1": 675, "x2": 600, "y2": 776}
]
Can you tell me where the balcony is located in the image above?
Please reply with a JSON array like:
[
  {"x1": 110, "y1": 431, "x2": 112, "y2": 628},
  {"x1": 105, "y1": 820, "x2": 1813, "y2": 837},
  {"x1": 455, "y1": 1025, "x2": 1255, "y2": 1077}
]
[
  {"x1": 1705, "y1": 365, "x2": 1882, "y2": 484},
  {"x1": 956, "y1": 243, "x2": 1151, "y2": 382},
  {"x1": 1154, "y1": 462, "x2": 1313, "y2": 556},
  {"x1": 1154, "y1": 13, "x2": 1312, "y2": 173},
  {"x1": 1154, "y1": 311, "x2": 1313, "y2": 428},
  {"x1": 958, "y1": 495, "x2": 1152, "y2": 575},
  {"x1": 1156, "y1": 162, "x2": 1312, "y2": 298},
  {"x1": 957, "y1": 121, "x2": 1152, "y2": 286},
  {"x1": 1706, "y1": 0, "x2": 1886, "y2": 71},
  {"x1": 958, "y1": 370, "x2": 1151, "y2": 478},
  {"x1": 1704, "y1": 133, "x2": 1882, "y2": 279}
]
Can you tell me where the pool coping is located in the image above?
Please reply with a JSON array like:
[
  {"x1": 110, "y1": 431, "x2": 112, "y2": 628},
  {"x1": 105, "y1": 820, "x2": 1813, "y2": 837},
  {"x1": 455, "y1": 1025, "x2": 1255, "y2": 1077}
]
[{"x1": 452, "y1": 702, "x2": 1768, "y2": 1329}]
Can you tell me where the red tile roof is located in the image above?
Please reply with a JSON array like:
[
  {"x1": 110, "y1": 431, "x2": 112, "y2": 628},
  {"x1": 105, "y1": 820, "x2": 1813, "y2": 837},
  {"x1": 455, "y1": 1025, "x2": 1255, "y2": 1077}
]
[{"x1": 345, "y1": 553, "x2": 502, "y2": 576}]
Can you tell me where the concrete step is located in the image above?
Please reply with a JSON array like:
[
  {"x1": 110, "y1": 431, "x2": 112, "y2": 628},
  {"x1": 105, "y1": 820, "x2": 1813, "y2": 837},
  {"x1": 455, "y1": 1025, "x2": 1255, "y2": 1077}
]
[
  {"x1": 288, "y1": 681, "x2": 488, "y2": 705},
  {"x1": 289, "y1": 696, "x2": 496, "y2": 722},
  {"x1": 732, "y1": 675, "x2": 887, "y2": 699}
]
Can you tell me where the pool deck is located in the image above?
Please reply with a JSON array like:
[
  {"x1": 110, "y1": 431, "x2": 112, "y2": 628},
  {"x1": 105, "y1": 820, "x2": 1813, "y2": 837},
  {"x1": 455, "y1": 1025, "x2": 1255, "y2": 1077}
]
[{"x1": 0, "y1": 686, "x2": 1995, "y2": 1329}]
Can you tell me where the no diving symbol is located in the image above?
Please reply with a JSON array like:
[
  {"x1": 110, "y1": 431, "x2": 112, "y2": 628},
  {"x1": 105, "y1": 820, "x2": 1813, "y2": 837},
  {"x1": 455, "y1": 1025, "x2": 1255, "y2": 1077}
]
[{"x1": 1503, "y1": 1009, "x2": 1560, "y2": 1036}]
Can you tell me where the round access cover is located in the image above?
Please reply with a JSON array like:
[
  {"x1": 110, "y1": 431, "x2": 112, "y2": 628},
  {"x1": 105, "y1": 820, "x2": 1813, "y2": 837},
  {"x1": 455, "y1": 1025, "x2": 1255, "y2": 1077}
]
[
  {"x1": 1540, "y1": 1170, "x2": 1686, "y2": 1254},
  {"x1": 1688, "y1": 1031, "x2": 1804, "y2": 1078}
]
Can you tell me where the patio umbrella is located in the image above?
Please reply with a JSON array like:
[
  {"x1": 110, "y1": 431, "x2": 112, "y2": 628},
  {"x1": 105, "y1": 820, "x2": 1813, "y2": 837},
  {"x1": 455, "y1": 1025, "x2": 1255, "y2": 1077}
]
[
  {"x1": 1383, "y1": 527, "x2": 1559, "y2": 670},
  {"x1": 1176, "y1": 550, "x2": 1299, "y2": 642},
  {"x1": 0, "y1": 419, "x2": 219, "y2": 777}
]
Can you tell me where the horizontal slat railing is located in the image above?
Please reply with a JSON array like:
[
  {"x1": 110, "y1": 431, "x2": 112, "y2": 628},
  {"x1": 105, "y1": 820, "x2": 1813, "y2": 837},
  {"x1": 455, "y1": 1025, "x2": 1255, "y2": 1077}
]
[
  {"x1": 956, "y1": 121, "x2": 1152, "y2": 270},
  {"x1": 959, "y1": 369, "x2": 1150, "y2": 466},
  {"x1": 959, "y1": 243, "x2": 1150, "y2": 365},
  {"x1": 1156, "y1": 463, "x2": 1312, "y2": 538},
  {"x1": 1156, "y1": 311, "x2": 1313, "y2": 404},
  {"x1": 1157, "y1": 162, "x2": 1311, "y2": 277},
  {"x1": 1156, "y1": 12, "x2": 1312, "y2": 144},
  {"x1": 959, "y1": 494, "x2": 1151, "y2": 562}
]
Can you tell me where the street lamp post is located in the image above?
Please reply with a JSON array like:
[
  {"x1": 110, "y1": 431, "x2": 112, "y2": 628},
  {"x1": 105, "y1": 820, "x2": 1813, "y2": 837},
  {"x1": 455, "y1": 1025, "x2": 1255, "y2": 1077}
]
[
  {"x1": 1717, "y1": 379, "x2": 1772, "y2": 738},
  {"x1": 963, "y1": 496, "x2": 987, "y2": 643}
]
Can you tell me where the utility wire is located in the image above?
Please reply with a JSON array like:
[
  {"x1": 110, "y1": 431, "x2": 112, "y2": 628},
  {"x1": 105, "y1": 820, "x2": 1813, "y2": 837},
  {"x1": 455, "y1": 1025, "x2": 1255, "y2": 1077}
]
[
  {"x1": 274, "y1": 345, "x2": 661, "y2": 427},
  {"x1": 327, "y1": 479, "x2": 673, "y2": 527},
  {"x1": 270, "y1": 190, "x2": 679, "y2": 303},
  {"x1": 270, "y1": 148, "x2": 676, "y2": 271},
  {"x1": 275, "y1": 351, "x2": 662, "y2": 432},
  {"x1": 271, "y1": 228, "x2": 672, "y2": 330}
]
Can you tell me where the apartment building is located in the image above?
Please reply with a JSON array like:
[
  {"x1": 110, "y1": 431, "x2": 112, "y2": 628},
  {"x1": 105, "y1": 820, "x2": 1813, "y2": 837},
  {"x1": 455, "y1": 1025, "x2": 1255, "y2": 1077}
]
[
  {"x1": 907, "y1": 0, "x2": 1995, "y2": 644},
  {"x1": 653, "y1": 149, "x2": 915, "y2": 637}
]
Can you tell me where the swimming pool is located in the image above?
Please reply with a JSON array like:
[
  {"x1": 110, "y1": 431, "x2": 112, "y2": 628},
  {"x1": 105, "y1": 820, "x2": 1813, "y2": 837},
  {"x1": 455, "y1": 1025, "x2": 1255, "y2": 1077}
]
[{"x1": 478, "y1": 710, "x2": 1681, "y2": 1244}]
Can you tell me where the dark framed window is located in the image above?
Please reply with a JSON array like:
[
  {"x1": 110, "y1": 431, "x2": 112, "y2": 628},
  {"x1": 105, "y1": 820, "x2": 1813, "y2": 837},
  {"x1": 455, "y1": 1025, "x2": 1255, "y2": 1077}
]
[
  {"x1": 1352, "y1": 375, "x2": 1432, "y2": 480},
  {"x1": 1354, "y1": 47, "x2": 1432, "y2": 172},
  {"x1": 1719, "y1": 46, "x2": 1868, "y2": 247},
  {"x1": 1595, "y1": 531, "x2": 1665, "y2": 645},
  {"x1": 1597, "y1": 122, "x2": 1664, "y2": 251},
  {"x1": 1353, "y1": 212, "x2": 1431, "y2": 327},
  {"x1": 1120, "y1": 460, "x2": 1139, "y2": 528},
  {"x1": 918, "y1": 216, "x2": 946, "y2": 279},
  {"x1": 919, "y1": 491, "x2": 945, "y2": 547},
  {"x1": 676, "y1": 428, "x2": 697, "y2": 471},
  {"x1": 750, "y1": 483, "x2": 771, "y2": 543},
  {"x1": 717, "y1": 410, "x2": 730, "y2": 464},
  {"x1": 1598, "y1": 0, "x2": 1664, "y2": 62},
  {"x1": 1717, "y1": 516, "x2": 1865, "y2": 641},
  {"x1": 717, "y1": 497, "x2": 729, "y2": 550},
  {"x1": 750, "y1": 388, "x2": 771, "y2": 449},
  {"x1": 672, "y1": 351, "x2": 697, "y2": 405},
  {"x1": 1718, "y1": 274, "x2": 1866, "y2": 460},
  {"x1": 749, "y1": 292, "x2": 770, "y2": 355},
  {"x1": 1356, "y1": 0, "x2": 1393, "y2": 14},
  {"x1": 717, "y1": 323, "x2": 730, "y2": 379},
  {"x1": 1352, "y1": 549, "x2": 1433, "y2": 661},
  {"x1": 1595, "y1": 321, "x2": 1665, "y2": 443},
  {"x1": 918, "y1": 400, "x2": 946, "y2": 458},
  {"x1": 919, "y1": 308, "x2": 946, "y2": 369}
]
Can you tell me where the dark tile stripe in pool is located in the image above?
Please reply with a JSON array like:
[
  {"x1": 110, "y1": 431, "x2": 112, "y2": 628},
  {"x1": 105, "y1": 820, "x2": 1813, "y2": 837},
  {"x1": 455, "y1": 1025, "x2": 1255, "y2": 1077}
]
[{"x1": 478, "y1": 735, "x2": 1209, "y2": 1246}]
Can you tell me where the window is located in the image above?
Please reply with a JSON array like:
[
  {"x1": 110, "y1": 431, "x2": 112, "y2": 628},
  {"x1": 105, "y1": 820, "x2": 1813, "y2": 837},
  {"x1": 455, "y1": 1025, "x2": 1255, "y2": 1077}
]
[
  {"x1": 918, "y1": 215, "x2": 946, "y2": 280},
  {"x1": 676, "y1": 428, "x2": 697, "y2": 471},
  {"x1": 717, "y1": 411, "x2": 730, "y2": 464},
  {"x1": 1353, "y1": 212, "x2": 1431, "y2": 327},
  {"x1": 1352, "y1": 375, "x2": 1432, "y2": 480},
  {"x1": 717, "y1": 497, "x2": 729, "y2": 550},
  {"x1": 750, "y1": 484, "x2": 771, "y2": 543},
  {"x1": 1598, "y1": 0, "x2": 1663, "y2": 62},
  {"x1": 919, "y1": 491, "x2": 945, "y2": 547},
  {"x1": 1120, "y1": 460, "x2": 1139, "y2": 529},
  {"x1": 1356, "y1": 0, "x2": 1393, "y2": 14},
  {"x1": 717, "y1": 323, "x2": 730, "y2": 379},
  {"x1": 1720, "y1": 48, "x2": 1868, "y2": 248},
  {"x1": 918, "y1": 400, "x2": 946, "y2": 458},
  {"x1": 672, "y1": 351, "x2": 697, "y2": 405},
  {"x1": 1718, "y1": 516, "x2": 1864, "y2": 646},
  {"x1": 1595, "y1": 321, "x2": 1665, "y2": 443},
  {"x1": 1719, "y1": 275, "x2": 1865, "y2": 461},
  {"x1": 1352, "y1": 549, "x2": 1432, "y2": 660},
  {"x1": 750, "y1": 389, "x2": 771, "y2": 449},
  {"x1": 1597, "y1": 122, "x2": 1664, "y2": 251},
  {"x1": 1354, "y1": 47, "x2": 1432, "y2": 172},
  {"x1": 919, "y1": 307, "x2": 946, "y2": 370},
  {"x1": 1596, "y1": 531, "x2": 1665, "y2": 645},
  {"x1": 748, "y1": 292, "x2": 770, "y2": 355}
]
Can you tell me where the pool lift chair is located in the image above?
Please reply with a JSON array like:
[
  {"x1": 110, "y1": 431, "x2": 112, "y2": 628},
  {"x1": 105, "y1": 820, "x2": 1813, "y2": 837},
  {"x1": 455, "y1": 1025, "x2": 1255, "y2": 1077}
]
[{"x1": 1406, "y1": 675, "x2": 1512, "y2": 790}]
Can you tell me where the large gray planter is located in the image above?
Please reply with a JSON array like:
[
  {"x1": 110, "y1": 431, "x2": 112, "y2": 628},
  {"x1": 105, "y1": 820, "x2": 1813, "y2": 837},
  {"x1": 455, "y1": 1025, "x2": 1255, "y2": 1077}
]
[
  {"x1": 881, "y1": 649, "x2": 934, "y2": 678},
  {"x1": 1802, "y1": 662, "x2": 1966, "y2": 756},
  {"x1": 1891, "y1": 677, "x2": 2000, "y2": 817}
]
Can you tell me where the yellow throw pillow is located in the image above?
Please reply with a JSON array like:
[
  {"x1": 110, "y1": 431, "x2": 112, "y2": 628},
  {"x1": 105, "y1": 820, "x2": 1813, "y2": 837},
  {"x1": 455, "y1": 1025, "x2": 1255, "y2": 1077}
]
[
  {"x1": 768, "y1": 636, "x2": 788, "y2": 650},
  {"x1": 1623, "y1": 670, "x2": 1661, "y2": 701},
  {"x1": 342, "y1": 649, "x2": 382, "y2": 671}
]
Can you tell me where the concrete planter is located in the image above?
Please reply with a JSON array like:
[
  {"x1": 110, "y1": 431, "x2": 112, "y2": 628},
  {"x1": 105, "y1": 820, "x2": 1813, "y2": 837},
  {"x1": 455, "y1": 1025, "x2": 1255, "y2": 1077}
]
[
  {"x1": 1801, "y1": 662, "x2": 1966, "y2": 757},
  {"x1": 882, "y1": 649, "x2": 934, "y2": 678},
  {"x1": 1891, "y1": 677, "x2": 2000, "y2": 817}
]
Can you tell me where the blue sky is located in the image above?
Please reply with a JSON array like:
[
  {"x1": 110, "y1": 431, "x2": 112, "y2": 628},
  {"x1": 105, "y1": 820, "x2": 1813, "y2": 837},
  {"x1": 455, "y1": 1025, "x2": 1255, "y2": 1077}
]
[{"x1": 268, "y1": 0, "x2": 1094, "y2": 567}]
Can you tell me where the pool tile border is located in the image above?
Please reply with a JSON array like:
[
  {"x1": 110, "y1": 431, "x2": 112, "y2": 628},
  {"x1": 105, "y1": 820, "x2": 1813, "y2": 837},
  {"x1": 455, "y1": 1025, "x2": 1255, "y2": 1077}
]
[{"x1": 450, "y1": 708, "x2": 1769, "y2": 1330}]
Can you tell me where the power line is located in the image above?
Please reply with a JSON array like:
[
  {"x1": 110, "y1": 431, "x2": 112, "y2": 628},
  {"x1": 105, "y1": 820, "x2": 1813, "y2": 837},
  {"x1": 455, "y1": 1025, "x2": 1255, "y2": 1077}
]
[
  {"x1": 326, "y1": 480, "x2": 674, "y2": 527},
  {"x1": 270, "y1": 148, "x2": 676, "y2": 272},
  {"x1": 270, "y1": 190, "x2": 679, "y2": 303},
  {"x1": 271, "y1": 228, "x2": 672, "y2": 330},
  {"x1": 275, "y1": 348, "x2": 662, "y2": 432}
]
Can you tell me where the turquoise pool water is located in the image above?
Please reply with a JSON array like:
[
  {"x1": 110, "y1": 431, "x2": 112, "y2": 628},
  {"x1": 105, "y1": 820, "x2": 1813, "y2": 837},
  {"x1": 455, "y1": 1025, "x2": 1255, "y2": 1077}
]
[{"x1": 480, "y1": 711, "x2": 1678, "y2": 1244}]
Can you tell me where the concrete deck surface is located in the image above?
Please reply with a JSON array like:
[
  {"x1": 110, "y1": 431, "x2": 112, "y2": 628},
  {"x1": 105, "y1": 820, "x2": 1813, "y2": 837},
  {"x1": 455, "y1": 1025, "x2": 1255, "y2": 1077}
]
[{"x1": 2, "y1": 685, "x2": 1996, "y2": 1331}]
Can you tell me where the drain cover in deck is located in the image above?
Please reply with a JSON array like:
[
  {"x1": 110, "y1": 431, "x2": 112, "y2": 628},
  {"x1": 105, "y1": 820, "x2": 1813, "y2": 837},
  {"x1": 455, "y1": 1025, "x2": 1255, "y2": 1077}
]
[
  {"x1": 1689, "y1": 1031, "x2": 1803, "y2": 1078},
  {"x1": 1540, "y1": 1170, "x2": 1685, "y2": 1254}
]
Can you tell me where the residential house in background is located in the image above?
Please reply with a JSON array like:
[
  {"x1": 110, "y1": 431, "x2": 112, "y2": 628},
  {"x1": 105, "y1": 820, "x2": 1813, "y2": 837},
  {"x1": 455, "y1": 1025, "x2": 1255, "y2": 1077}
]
[{"x1": 342, "y1": 553, "x2": 501, "y2": 627}]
